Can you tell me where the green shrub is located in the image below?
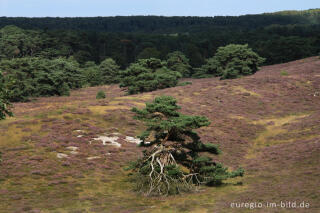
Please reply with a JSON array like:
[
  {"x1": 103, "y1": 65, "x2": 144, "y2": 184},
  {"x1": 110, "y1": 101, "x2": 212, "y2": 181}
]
[
  {"x1": 166, "y1": 51, "x2": 192, "y2": 77},
  {"x1": 96, "y1": 90, "x2": 106, "y2": 99},
  {"x1": 58, "y1": 82, "x2": 70, "y2": 96},
  {"x1": 120, "y1": 58, "x2": 182, "y2": 94},
  {"x1": 99, "y1": 58, "x2": 121, "y2": 84},
  {"x1": 193, "y1": 44, "x2": 265, "y2": 79},
  {"x1": 129, "y1": 96, "x2": 244, "y2": 196},
  {"x1": 0, "y1": 57, "x2": 84, "y2": 102},
  {"x1": 82, "y1": 61, "x2": 102, "y2": 86},
  {"x1": 0, "y1": 71, "x2": 13, "y2": 120},
  {"x1": 280, "y1": 70, "x2": 289, "y2": 76}
]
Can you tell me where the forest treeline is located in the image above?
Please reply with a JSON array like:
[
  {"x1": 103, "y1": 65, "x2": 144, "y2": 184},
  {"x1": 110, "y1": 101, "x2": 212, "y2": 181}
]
[
  {"x1": 1, "y1": 9, "x2": 320, "y2": 33},
  {"x1": 0, "y1": 9, "x2": 319, "y2": 112},
  {"x1": 0, "y1": 9, "x2": 319, "y2": 68}
]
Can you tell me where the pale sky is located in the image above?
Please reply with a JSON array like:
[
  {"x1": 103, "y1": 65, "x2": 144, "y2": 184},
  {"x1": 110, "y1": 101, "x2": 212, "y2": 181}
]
[{"x1": 0, "y1": 0, "x2": 319, "y2": 17}]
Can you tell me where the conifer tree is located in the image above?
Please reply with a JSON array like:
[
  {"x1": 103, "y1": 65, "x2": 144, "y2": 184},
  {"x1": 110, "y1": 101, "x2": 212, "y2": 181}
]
[
  {"x1": 166, "y1": 51, "x2": 192, "y2": 77},
  {"x1": 120, "y1": 58, "x2": 181, "y2": 94},
  {"x1": 99, "y1": 58, "x2": 121, "y2": 84},
  {"x1": 130, "y1": 96, "x2": 244, "y2": 196},
  {"x1": 193, "y1": 44, "x2": 265, "y2": 79}
]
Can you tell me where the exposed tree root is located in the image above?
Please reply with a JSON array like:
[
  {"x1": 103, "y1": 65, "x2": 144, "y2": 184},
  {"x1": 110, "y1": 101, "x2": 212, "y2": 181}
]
[
  {"x1": 137, "y1": 145, "x2": 200, "y2": 196},
  {"x1": 131, "y1": 96, "x2": 244, "y2": 196}
]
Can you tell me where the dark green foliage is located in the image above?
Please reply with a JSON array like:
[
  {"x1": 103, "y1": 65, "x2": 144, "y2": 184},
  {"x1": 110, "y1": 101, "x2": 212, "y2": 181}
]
[
  {"x1": 166, "y1": 51, "x2": 192, "y2": 77},
  {"x1": 58, "y1": 83, "x2": 70, "y2": 96},
  {"x1": 137, "y1": 47, "x2": 161, "y2": 60},
  {"x1": 99, "y1": 58, "x2": 121, "y2": 84},
  {"x1": 0, "y1": 72, "x2": 13, "y2": 120},
  {"x1": 192, "y1": 59, "x2": 221, "y2": 79},
  {"x1": 194, "y1": 44, "x2": 265, "y2": 79},
  {"x1": 1, "y1": 9, "x2": 319, "y2": 33},
  {"x1": 82, "y1": 61, "x2": 102, "y2": 87},
  {"x1": 120, "y1": 58, "x2": 182, "y2": 94},
  {"x1": 96, "y1": 90, "x2": 106, "y2": 99},
  {"x1": 82, "y1": 59, "x2": 121, "y2": 86},
  {"x1": 0, "y1": 25, "x2": 43, "y2": 60},
  {"x1": 0, "y1": 10, "x2": 319, "y2": 102},
  {"x1": 130, "y1": 96, "x2": 244, "y2": 195},
  {"x1": 0, "y1": 57, "x2": 84, "y2": 102},
  {"x1": 1, "y1": 10, "x2": 320, "y2": 68},
  {"x1": 254, "y1": 36, "x2": 317, "y2": 64}
]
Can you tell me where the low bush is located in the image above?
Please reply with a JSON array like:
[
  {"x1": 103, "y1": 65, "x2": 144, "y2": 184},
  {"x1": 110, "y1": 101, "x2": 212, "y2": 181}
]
[
  {"x1": 0, "y1": 57, "x2": 84, "y2": 102},
  {"x1": 96, "y1": 90, "x2": 106, "y2": 99}
]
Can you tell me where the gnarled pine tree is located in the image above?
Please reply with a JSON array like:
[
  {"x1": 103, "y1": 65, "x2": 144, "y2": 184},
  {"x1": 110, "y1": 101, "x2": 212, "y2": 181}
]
[{"x1": 130, "y1": 96, "x2": 244, "y2": 196}]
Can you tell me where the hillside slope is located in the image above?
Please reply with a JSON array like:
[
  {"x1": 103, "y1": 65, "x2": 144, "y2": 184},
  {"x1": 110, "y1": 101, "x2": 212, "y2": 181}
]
[{"x1": 0, "y1": 57, "x2": 319, "y2": 212}]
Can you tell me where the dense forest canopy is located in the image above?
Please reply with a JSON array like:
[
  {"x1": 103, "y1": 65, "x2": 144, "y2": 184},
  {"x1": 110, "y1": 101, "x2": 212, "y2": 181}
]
[
  {"x1": 1, "y1": 9, "x2": 320, "y2": 33},
  {"x1": 0, "y1": 9, "x2": 319, "y2": 68},
  {"x1": 0, "y1": 9, "x2": 319, "y2": 103}
]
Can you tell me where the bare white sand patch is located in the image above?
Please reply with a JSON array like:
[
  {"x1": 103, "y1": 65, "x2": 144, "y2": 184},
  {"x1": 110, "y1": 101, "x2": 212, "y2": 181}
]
[
  {"x1": 66, "y1": 146, "x2": 79, "y2": 151},
  {"x1": 70, "y1": 151, "x2": 79, "y2": 155},
  {"x1": 87, "y1": 156, "x2": 101, "y2": 160},
  {"x1": 125, "y1": 136, "x2": 142, "y2": 144},
  {"x1": 112, "y1": 132, "x2": 121, "y2": 135},
  {"x1": 125, "y1": 136, "x2": 150, "y2": 145},
  {"x1": 57, "y1": 153, "x2": 69, "y2": 159},
  {"x1": 74, "y1": 130, "x2": 85, "y2": 138},
  {"x1": 92, "y1": 136, "x2": 121, "y2": 147}
]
